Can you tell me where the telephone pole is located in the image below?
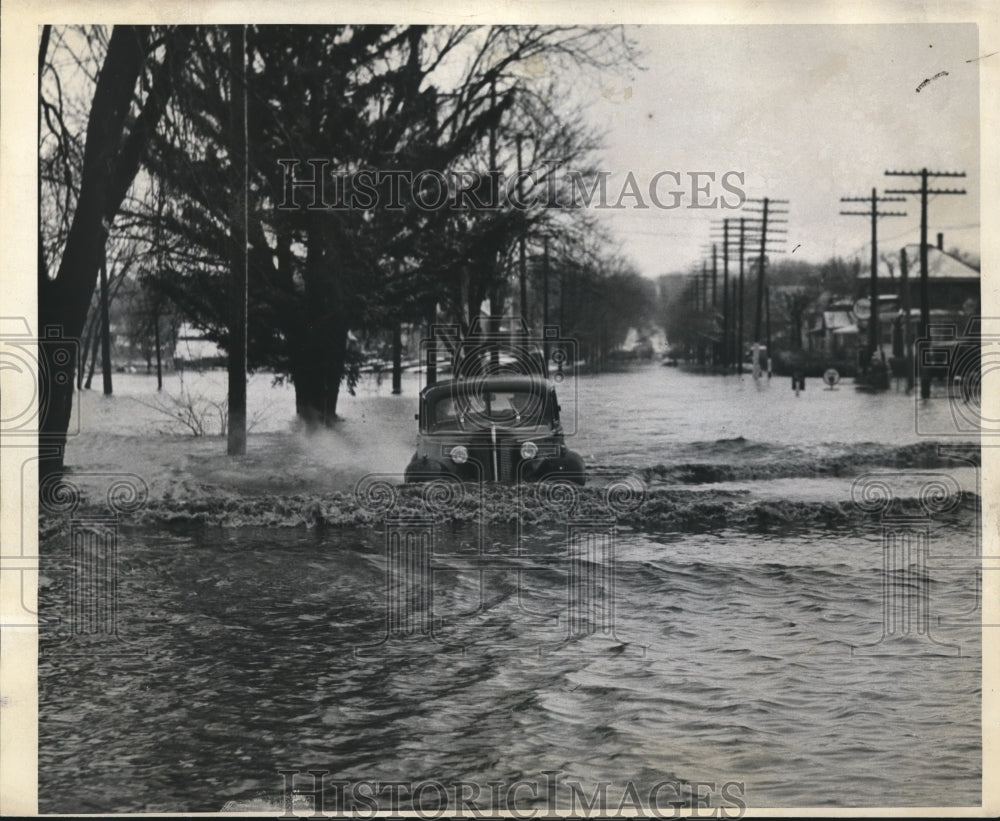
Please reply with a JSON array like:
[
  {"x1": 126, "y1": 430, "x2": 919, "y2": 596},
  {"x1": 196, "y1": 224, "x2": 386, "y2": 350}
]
[
  {"x1": 487, "y1": 77, "x2": 503, "y2": 363},
  {"x1": 706, "y1": 222, "x2": 732, "y2": 370},
  {"x1": 743, "y1": 198, "x2": 789, "y2": 378},
  {"x1": 227, "y1": 24, "x2": 248, "y2": 456},
  {"x1": 742, "y1": 198, "x2": 789, "y2": 345},
  {"x1": 731, "y1": 277, "x2": 738, "y2": 371},
  {"x1": 516, "y1": 133, "x2": 528, "y2": 320},
  {"x1": 884, "y1": 168, "x2": 966, "y2": 398},
  {"x1": 839, "y1": 188, "x2": 906, "y2": 362},
  {"x1": 754, "y1": 198, "x2": 768, "y2": 347},
  {"x1": 711, "y1": 243, "x2": 718, "y2": 310},
  {"x1": 737, "y1": 218, "x2": 745, "y2": 373},
  {"x1": 711, "y1": 243, "x2": 718, "y2": 365},
  {"x1": 542, "y1": 236, "x2": 550, "y2": 364},
  {"x1": 711, "y1": 215, "x2": 785, "y2": 374},
  {"x1": 765, "y1": 282, "x2": 771, "y2": 371},
  {"x1": 722, "y1": 221, "x2": 730, "y2": 370},
  {"x1": 900, "y1": 246, "x2": 913, "y2": 393}
]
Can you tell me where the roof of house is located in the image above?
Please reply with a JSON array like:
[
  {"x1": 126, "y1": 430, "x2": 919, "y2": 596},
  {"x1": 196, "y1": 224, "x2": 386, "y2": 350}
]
[
  {"x1": 822, "y1": 310, "x2": 853, "y2": 330},
  {"x1": 861, "y1": 245, "x2": 980, "y2": 280}
]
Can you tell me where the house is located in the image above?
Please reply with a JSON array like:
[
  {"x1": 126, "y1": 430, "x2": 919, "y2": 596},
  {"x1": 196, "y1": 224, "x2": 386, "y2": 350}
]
[
  {"x1": 854, "y1": 242, "x2": 979, "y2": 361},
  {"x1": 806, "y1": 298, "x2": 857, "y2": 357},
  {"x1": 174, "y1": 322, "x2": 225, "y2": 365},
  {"x1": 850, "y1": 240, "x2": 979, "y2": 380},
  {"x1": 857, "y1": 241, "x2": 980, "y2": 324}
]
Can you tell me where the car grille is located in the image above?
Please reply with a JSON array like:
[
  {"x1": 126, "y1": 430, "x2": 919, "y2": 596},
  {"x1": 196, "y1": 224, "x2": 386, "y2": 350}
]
[
  {"x1": 441, "y1": 436, "x2": 558, "y2": 481},
  {"x1": 498, "y1": 442, "x2": 514, "y2": 482},
  {"x1": 441, "y1": 439, "x2": 520, "y2": 481}
]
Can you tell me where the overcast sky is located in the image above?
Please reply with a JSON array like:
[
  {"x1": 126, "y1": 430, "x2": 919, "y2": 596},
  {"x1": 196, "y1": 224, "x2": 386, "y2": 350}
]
[
  {"x1": 19, "y1": 19, "x2": 987, "y2": 291},
  {"x1": 574, "y1": 24, "x2": 981, "y2": 278}
]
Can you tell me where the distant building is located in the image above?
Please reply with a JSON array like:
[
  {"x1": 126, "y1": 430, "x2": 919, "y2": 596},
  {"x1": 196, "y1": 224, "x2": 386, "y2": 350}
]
[
  {"x1": 174, "y1": 323, "x2": 224, "y2": 365},
  {"x1": 856, "y1": 242, "x2": 980, "y2": 355},
  {"x1": 859, "y1": 242, "x2": 979, "y2": 313},
  {"x1": 782, "y1": 241, "x2": 977, "y2": 378},
  {"x1": 806, "y1": 298, "x2": 857, "y2": 357}
]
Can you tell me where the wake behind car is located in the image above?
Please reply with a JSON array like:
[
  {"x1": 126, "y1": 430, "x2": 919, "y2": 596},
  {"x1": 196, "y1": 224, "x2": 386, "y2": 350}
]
[{"x1": 404, "y1": 374, "x2": 585, "y2": 484}]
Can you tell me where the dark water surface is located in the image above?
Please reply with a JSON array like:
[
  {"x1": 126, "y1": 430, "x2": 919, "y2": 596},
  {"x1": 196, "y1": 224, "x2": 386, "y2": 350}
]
[{"x1": 39, "y1": 366, "x2": 982, "y2": 811}]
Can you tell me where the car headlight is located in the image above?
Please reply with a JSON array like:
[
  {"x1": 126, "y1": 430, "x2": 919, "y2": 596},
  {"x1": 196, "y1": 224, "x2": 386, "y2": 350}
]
[
  {"x1": 520, "y1": 441, "x2": 538, "y2": 460},
  {"x1": 450, "y1": 445, "x2": 468, "y2": 464}
]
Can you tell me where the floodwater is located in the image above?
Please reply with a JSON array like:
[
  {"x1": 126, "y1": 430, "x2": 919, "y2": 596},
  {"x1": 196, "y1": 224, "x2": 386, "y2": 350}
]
[{"x1": 39, "y1": 365, "x2": 982, "y2": 812}]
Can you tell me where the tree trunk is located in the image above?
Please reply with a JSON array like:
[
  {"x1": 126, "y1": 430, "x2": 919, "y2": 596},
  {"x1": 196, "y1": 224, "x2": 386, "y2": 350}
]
[
  {"x1": 227, "y1": 24, "x2": 248, "y2": 456},
  {"x1": 425, "y1": 310, "x2": 437, "y2": 386},
  {"x1": 77, "y1": 311, "x2": 96, "y2": 389},
  {"x1": 154, "y1": 309, "x2": 163, "y2": 390},
  {"x1": 392, "y1": 321, "x2": 402, "y2": 395},
  {"x1": 467, "y1": 279, "x2": 486, "y2": 336},
  {"x1": 290, "y1": 212, "x2": 349, "y2": 428},
  {"x1": 99, "y1": 248, "x2": 113, "y2": 395},
  {"x1": 292, "y1": 326, "x2": 348, "y2": 428},
  {"x1": 84, "y1": 324, "x2": 99, "y2": 390},
  {"x1": 38, "y1": 25, "x2": 186, "y2": 479}
]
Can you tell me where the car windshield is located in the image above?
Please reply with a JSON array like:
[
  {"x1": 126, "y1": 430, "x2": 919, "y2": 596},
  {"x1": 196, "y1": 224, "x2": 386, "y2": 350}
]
[{"x1": 430, "y1": 390, "x2": 549, "y2": 431}]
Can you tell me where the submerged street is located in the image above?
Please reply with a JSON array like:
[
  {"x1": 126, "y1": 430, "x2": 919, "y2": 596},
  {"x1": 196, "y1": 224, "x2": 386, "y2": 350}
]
[{"x1": 39, "y1": 365, "x2": 981, "y2": 812}]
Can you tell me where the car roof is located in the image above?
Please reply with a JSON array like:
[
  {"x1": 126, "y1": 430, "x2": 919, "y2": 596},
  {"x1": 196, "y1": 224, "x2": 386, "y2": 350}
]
[{"x1": 421, "y1": 375, "x2": 556, "y2": 402}]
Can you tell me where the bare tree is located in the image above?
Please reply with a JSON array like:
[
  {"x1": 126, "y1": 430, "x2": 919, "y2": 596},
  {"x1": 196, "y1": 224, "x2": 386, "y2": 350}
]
[{"x1": 38, "y1": 25, "x2": 191, "y2": 478}]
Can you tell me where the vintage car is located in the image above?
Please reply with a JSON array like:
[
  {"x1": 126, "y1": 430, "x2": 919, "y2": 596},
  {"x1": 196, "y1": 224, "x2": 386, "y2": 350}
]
[{"x1": 404, "y1": 374, "x2": 585, "y2": 484}]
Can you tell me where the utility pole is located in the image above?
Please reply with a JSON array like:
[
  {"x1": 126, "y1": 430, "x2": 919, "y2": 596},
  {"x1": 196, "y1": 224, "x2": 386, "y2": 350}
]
[
  {"x1": 743, "y1": 198, "x2": 789, "y2": 378},
  {"x1": 839, "y1": 188, "x2": 906, "y2": 367},
  {"x1": 152, "y1": 303, "x2": 163, "y2": 391},
  {"x1": 701, "y1": 260, "x2": 708, "y2": 313},
  {"x1": 425, "y1": 302, "x2": 438, "y2": 388},
  {"x1": 153, "y1": 180, "x2": 166, "y2": 392},
  {"x1": 711, "y1": 244, "x2": 718, "y2": 366},
  {"x1": 885, "y1": 168, "x2": 966, "y2": 398},
  {"x1": 488, "y1": 76, "x2": 502, "y2": 363},
  {"x1": 731, "y1": 278, "x2": 737, "y2": 371},
  {"x1": 743, "y1": 198, "x2": 789, "y2": 345},
  {"x1": 764, "y1": 282, "x2": 771, "y2": 377},
  {"x1": 489, "y1": 75, "x2": 497, "y2": 184},
  {"x1": 227, "y1": 24, "x2": 248, "y2": 456},
  {"x1": 711, "y1": 214, "x2": 785, "y2": 373},
  {"x1": 900, "y1": 246, "x2": 913, "y2": 393},
  {"x1": 711, "y1": 243, "x2": 718, "y2": 310},
  {"x1": 755, "y1": 198, "x2": 768, "y2": 348},
  {"x1": 542, "y1": 236, "x2": 550, "y2": 365},
  {"x1": 699, "y1": 260, "x2": 708, "y2": 367},
  {"x1": 722, "y1": 220, "x2": 730, "y2": 371},
  {"x1": 516, "y1": 133, "x2": 528, "y2": 321},
  {"x1": 559, "y1": 264, "x2": 565, "y2": 331},
  {"x1": 391, "y1": 322, "x2": 402, "y2": 395},
  {"x1": 737, "y1": 218, "x2": 745, "y2": 374}
]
